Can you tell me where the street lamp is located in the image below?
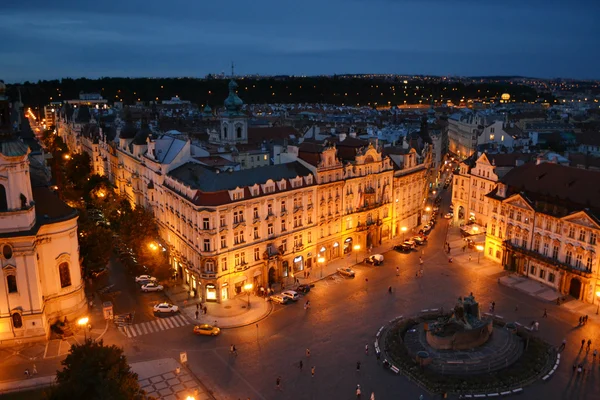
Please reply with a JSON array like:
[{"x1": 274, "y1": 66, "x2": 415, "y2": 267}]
[
  {"x1": 475, "y1": 245, "x2": 484, "y2": 264},
  {"x1": 425, "y1": 207, "x2": 431, "y2": 212},
  {"x1": 596, "y1": 291, "x2": 600, "y2": 314},
  {"x1": 148, "y1": 242, "x2": 158, "y2": 251},
  {"x1": 78, "y1": 317, "x2": 89, "y2": 340},
  {"x1": 244, "y1": 283, "x2": 253, "y2": 308},
  {"x1": 401, "y1": 226, "x2": 407, "y2": 242},
  {"x1": 318, "y1": 257, "x2": 325, "y2": 278},
  {"x1": 353, "y1": 244, "x2": 361, "y2": 264}
]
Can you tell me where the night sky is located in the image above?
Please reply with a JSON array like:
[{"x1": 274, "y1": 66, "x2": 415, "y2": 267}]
[{"x1": 1, "y1": 0, "x2": 598, "y2": 82}]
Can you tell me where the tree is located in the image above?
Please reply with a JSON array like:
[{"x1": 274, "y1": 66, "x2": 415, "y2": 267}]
[
  {"x1": 45, "y1": 340, "x2": 145, "y2": 400},
  {"x1": 79, "y1": 224, "x2": 114, "y2": 275},
  {"x1": 64, "y1": 152, "x2": 92, "y2": 188}
]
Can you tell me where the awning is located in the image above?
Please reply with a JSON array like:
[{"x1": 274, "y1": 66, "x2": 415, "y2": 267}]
[{"x1": 253, "y1": 270, "x2": 262, "y2": 277}]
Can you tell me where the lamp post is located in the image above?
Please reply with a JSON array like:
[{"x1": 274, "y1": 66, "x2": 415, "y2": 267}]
[
  {"x1": 354, "y1": 244, "x2": 361, "y2": 264},
  {"x1": 318, "y1": 257, "x2": 325, "y2": 278},
  {"x1": 476, "y1": 245, "x2": 484, "y2": 264},
  {"x1": 596, "y1": 291, "x2": 600, "y2": 315},
  {"x1": 78, "y1": 317, "x2": 89, "y2": 340},
  {"x1": 244, "y1": 283, "x2": 253, "y2": 308},
  {"x1": 401, "y1": 226, "x2": 407, "y2": 242}
]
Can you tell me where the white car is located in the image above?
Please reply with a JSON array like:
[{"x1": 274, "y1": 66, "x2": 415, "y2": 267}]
[
  {"x1": 444, "y1": 213, "x2": 454, "y2": 219},
  {"x1": 270, "y1": 294, "x2": 290, "y2": 304},
  {"x1": 153, "y1": 303, "x2": 179, "y2": 314},
  {"x1": 135, "y1": 275, "x2": 157, "y2": 283},
  {"x1": 141, "y1": 282, "x2": 164, "y2": 292},
  {"x1": 337, "y1": 267, "x2": 356, "y2": 277},
  {"x1": 281, "y1": 290, "x2": 300, "y2": 301}
]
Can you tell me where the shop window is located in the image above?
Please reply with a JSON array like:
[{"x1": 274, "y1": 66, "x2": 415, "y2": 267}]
[
  {"x1": 530, "y1": 265, "x2": 536, "y2": 275},
  {"x1": 539, "y1": 269, "x2": 545, "y2": 279},
  {"x1": 548, "y1": 273, "x2": 555, "y2": 283}
]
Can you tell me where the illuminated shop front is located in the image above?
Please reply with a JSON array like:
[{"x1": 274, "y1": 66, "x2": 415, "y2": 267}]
[
  {"x1": 293, "y1": 255, "x2": 304, "y2": 273},
  {"x1": 206, "y1": 284, "x2": 217, "y2": 302},
  {"x1": 343, "y1": 237, "x2": 354, "y2": 254},
  {"x1": 221, "y1": 283, "x2": 229, "y2": 301}
]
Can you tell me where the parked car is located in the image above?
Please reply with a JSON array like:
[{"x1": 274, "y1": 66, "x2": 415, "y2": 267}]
[
  {"x1": 269, "y1": 294, "x2": 290, "y2": 304},
  {"x1": 393, "y1": 244, "x2": 412, "y2": 253},
  {"x1": 141, "y1": 282, "x2": 164, "y2": 292},
  {"x1": 193, "y1": 324, "x2": 221, "y2": 336},
  {"x1": 135, "y1": 275, "x2": 157, "y2": 283},
  {"x1": 281, "y1": 290, "x2": 300, "y2": 301},
  {"x1": 364, "y1": 254, "x2": 384, "y2": 266},
  {"x1": 403, "y1": 240, "x2": 417, "y2": 249},
  {"x1": 412, "y1": 236, "x2": 426, "y2": 245},
  {"x1": 337, "y1": 267, "x2": 356, "y2": 277},
  {"x1": 444, "y1": 213, "x2": 454, "y2": 219},
  {"x1": 294, "y1": 284, "x2": 312, "y2": 293},
  {"x1": 153, "y1": 303, "x2": 179, "y2": 314}
]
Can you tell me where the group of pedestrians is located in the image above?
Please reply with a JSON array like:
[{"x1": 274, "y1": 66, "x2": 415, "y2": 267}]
[
  {"x1": 194, "y1": 303, "x2": 208, "y2": 320},
  {"x1": 578, "y1": 315, "x2": 589, "y2": 326},
  {"x1": 23, "y1": 364, "x2": 37, "y2": 378},
  {"x1": 581, "y1": 338, "x2": 593, "y2": 352}
]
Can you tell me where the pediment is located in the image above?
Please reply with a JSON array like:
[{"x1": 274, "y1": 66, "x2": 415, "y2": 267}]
[
  {"x1": 561, "y1": 211, "x2": 600, "y2": 229},
  {"x1": 504, "y1": 194, "x2": 533, "y2": 211}
]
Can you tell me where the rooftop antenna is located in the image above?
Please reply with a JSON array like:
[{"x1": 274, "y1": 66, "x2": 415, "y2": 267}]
[{"x1": 231, "y1": 62, "x2": 235, "y2": 78}]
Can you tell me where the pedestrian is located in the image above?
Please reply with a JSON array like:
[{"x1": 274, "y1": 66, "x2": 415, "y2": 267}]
[
  {"x1": 534, "y1": 321, "x2": 539, "y2": 332},
  {"x1": 370, "y1": 392, "x2": 375, "y2": 400},
  {"x1": 299, "y1": 360, "x2": 303, "y2": 370},
  {"x1": 24, "y1": 369, "x2": 30, "y2": 379},
  {"x1": 203, "y1": 306, "x2": 207, "y2": 314},
  {"x1": 593, "y1": 349, "x2": 598, "y2": 360},
  {"x1": 32, "y1": 364, "x2": 37, "y2": 375},
  {"x1": 543, "y1": 308, "x2": 547, "y2": 318},
  {"x1": 419, "y1": 257, "x2": 423, "y2": 265},
  {"x1": 462, "y1": 245, "x2": 466, "y2": 253},
  {"x1": 587, "y1": 339, "x2": 592, "y2": 351},
  {"x1": 492, "y1": 301, "x2": 495, "y2": 312},
  {"x1": 388, "y1": 286, "x2": 392, "y2": 294},
  {"x1": 196, "y1": 303, "x2": 200, "y2": 312},
  {"x1": 579, "y1": 316, "x2": 583, "y2": 326},
  {"x1": 230, "y1": 344, "x2": 237, "y2": 356},
  {"x1": 468, "y1": 255, "x2": 472, "y2": 262},
  {"x1": 396, "y1": 267, "x2": 399, "y2": 276},
  {"x1": 276, "y1": 376, "x2": 281, "y2": 390},
  {"x1": 585, "y1": 315, "x2": 589, "y2": 323},
  {"x1": 356, "y1": 361, "x2": 361, "y2": 372},
  {"x1": 365, "y1": 344, "x2": 369, "y2": 355},
  {"x1": 307, "y1": 271, "x2": 310, "y2": 278},
  {"x1": 356, "y1": 384, "x2": 361, "y2": 398},
  {"x1": 560, "y1": 338, "x2": 567, "y2": 351},
  {"x1": 581, "y1": 339, "x2": 585, "y2": 349},
  {"x1": 365, "y1": 278, "x2": 368, "y2": 284},
  {"x1": 306, "y1": 348, "x2": 311, "y2": 357},
  {"x1": 311, "y1": 366, "x2": 315, "y2": 377},
  {"x1": 448, "y1": 245, "x2": 451, "y2": 254},
  {"x1": 195, "y1": 310, "x2": 199, "y2": 320}
]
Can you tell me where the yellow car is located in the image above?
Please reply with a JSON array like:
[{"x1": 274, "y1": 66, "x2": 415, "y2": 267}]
[{"x1": 193, "y1": 324, "x2": 221, "y2": 336}]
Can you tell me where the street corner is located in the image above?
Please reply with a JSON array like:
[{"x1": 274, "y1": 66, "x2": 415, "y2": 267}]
[
  {"x1": 211, "y1": 296, "x2": 273, "y2": 329},
  {"x1": 0, "y1": 342, "x2": 47, "y2": 366}
]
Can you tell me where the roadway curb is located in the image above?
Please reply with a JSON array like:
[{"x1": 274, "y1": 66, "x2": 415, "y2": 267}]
[{"x1": 219, "y1": 301, "x2": 274, "y2": 330}]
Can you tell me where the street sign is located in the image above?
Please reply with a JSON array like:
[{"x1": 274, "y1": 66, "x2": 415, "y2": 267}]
[{"x1": 180, "y1": 352, "x2": 187, "y2": 364}]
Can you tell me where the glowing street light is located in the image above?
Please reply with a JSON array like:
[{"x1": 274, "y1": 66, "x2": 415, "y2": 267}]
[
  {"x1": 78, "y1": 317, "x2": 90, "y2": 340},
  {"x1": 244, "y1": 283, "x2": 253, "y2": 308},
  {"x1": 475, "y1": 245, "x2": 484, "y2": 264},
  {"x1": 318, "y1": 257, "x2": 325, "y2": 278},
  {"x1": 596, "y1": 291, "x2": 600, "y2": 314},
  {"x1": 425, "y1": 207, "x2": 431, "y2": 212},
  {"x1": 353, "y1": 244, "x2": 361, "y2": 264},
  {"x1": 401, "y1": 226, "x2": 407, "y2": 241},
  {"x1": 148, "y1": 242, "x2": 158, "y2": 251},
  {"x1": 63, "y1": 154, "x2": 71, "y2": 160}
]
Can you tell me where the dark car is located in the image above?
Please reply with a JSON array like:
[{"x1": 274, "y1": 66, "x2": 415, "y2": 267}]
[
  {"x1": 294, "y1": 284, "x2": 312, "y2": 293},
  {"x1": 393, "y1": 244, "x2": 412, "y2": 253}
]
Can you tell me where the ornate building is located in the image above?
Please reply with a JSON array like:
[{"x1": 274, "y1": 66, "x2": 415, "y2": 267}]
[
  {"x1": 484, "y1": 162, "x2": 600, "y2": 303},
  {"x1": 0, "y1": 83, "x2": 87, "y2": 343}
]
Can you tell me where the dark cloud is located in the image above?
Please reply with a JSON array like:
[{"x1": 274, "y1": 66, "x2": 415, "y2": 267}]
[{"x1": 1, "y1": 0, "x2": 598, "y2": 82}]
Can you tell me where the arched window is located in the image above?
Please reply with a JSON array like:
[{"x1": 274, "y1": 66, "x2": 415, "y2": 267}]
[
  {"x1": 0, "y1": 185, "x2": 7, "y2": 211},
  {"x1": 223, "y1": 126, "x2": 228, "y2": 138},
  {"x1": 6, "y1": 274, "x2": 17, "y2": 293},
  {"x1": 236, "y1": 126, "x2": 242, "y2": 139},
  {"x1": 59, "y1": 262, "x2": 71, "y2": 288},
  {"x1": 12, "y1": 313, "x2": 22, "y2": 329}
]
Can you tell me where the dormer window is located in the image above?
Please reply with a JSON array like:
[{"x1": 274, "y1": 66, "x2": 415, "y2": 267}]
[{"x1": 231, "y1": 189, "x2": 244, "y2": 201}]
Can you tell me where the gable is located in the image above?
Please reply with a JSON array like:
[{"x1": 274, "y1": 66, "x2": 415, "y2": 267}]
[
  {"x1": 561, "y1": 211, "x2": 600, "y2": 230},
  {"x1": 476, "y1": 153, "x2": 491, "y2": 166},
  {"x1": 504, "y1": 194, "x2": 534, "y2": 211}
]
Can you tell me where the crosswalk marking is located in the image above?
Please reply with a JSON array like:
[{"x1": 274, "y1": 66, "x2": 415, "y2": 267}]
[{"x1": 119, "y1": 314, "x2": 192, "y2": 338}]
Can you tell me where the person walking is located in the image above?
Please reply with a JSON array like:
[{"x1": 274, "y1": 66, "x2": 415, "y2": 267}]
[
  {"x1": 306, "y1": 348, "x2": 311, "y2": 357},
  {"x1": 230, "y1": 344, "x2": 238, "y2": 356},
  {"x1": 370, "y1": 392, "x2": 375, "y2": 400},
  {"x1": 203, "y1": 306, "x2": 207, "y2": 315},
  {"x1": 491, "y1": 301, "x2": 495, "y2": 312},
  {"x1": 396, "y1": 267, "x2": 399, "y2": 276},
  {"x1": 32, "y1": 364, "x2": 37, "y2": 376},
  {"x1": 593, "y1": 349, "x2": 598, "y2": 361},
  {"x1": 534, "y1": 321, "x2": 539, "y2": 332},
  {"x1": 388, "y1": 286, "x2": 392, "y2": 294},
  {"x1": 356, "y1": 384, "x2": 362, "y2": 398},
  {"x1": 276, "y1": 376, "x2": 281, "y2": 390},
  {"x1": 543, "y1": 308, "x2": 548, "y2": 318},
  {"x1": 581, "y1": 339, "x2": 585, "y2": 350},
  {"x1": 311, "y1": 366, "x2": 315, "y2": 377},
  {"x1": 356, "y1": 361, "x2": 361, "y2": 372},
  {"x1": 587, "y1": 339, "x2": 592, "y2": 351},
  {"x1": 24, "y1": 369, "x2": 30, "y2": 379},
  {"x1": 196, "y1": 303, "x2": 200, "y2": 312},
  {"x1": 579, "y1": 316, "x2": 583, "y2": 326},
  {"x1": 560, "y1": 338, "x2": 567, "y2": 351},
  {"x1": 365, "y1": 344, "x2": 369, "y2": 355},
  {"x1": 195, "y1": 310, "x2": 199, "y2": 320},
  {"x1": 299, "y1": 360, "x2": 303, "y2": 371}
]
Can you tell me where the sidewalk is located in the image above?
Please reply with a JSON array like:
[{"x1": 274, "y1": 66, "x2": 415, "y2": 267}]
[{"x1": 164, "y1": 286, "x2": 273, "y2": 329}]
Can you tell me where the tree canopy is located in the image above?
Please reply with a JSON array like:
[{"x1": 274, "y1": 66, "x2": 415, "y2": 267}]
[{"x1": 45, "y1": 340, "x2": 145, "y2": 400}]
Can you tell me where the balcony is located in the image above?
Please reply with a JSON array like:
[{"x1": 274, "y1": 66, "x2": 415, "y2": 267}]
[
  {"x1": 294, "y1": 206, "x2": 303, "y2": 213},
  {"x1": 235, "y1": 262, "x2": 250, "y2": 272},
  {"x1": 504, "y1": 241, "x2": 593, "y2": 278},
  {"x1": 200, "y1": 271, "x2": 217, "y2": 279}
]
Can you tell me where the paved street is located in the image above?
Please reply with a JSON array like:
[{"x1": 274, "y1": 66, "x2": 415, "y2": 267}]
[{"x1": 1, "y1": 188, "x2": 600, "y2": 399}]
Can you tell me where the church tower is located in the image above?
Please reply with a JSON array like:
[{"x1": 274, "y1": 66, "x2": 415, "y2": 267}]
[
  {"x1": 220, "y1": 80, "x2": 248, "y2": 144},
  {"x1": 0, "y1": 82, "x2": 35, "y2": 233}
]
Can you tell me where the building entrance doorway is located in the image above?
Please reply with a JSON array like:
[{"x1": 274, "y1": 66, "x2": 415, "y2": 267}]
[{"x1": 569, "y1": 278, "x2": 582, "y2": 299}]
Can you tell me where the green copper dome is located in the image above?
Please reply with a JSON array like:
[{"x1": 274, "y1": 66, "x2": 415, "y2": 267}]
[{"x1": 223, "y1": 79, "x2": 244, "y2": 114}]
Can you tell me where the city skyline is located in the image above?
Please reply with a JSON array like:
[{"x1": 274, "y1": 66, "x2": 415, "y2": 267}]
[{"x1": 1, "y1": 0, "x2": 599, "y2": 82}]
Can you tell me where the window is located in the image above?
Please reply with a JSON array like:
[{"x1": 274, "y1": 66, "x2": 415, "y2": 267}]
[
  {"x1": 552, "y1": 245, "x2": 559, "y2": 260},
  {"x1": 281, "y1": 219, "x2": 287, "y2": 232},
  {"x1": 471, "y1": 191, "x2": 476, "y2": 198},
  {"x1": 234, "y1": 230, "x2": 244, "y2": 245},
  {"x1": 205, "y1": 260, "x2": 215, "y2": 272},
  {"x1": 281, "y1": 200, "x2": 286, "y2": 213},
  {"x1": 575, "y1": 254, "x2": 583, "y2": 268},
  {"x1": 508, "y1": 209, "x2": 514, "y2": 219},
  {"x1": 232, "y1": 191, "x2": 243, "y2": 200},
  {"x1": 254, "y1": 247, "x2": 260, "y2": 261},
  {"x1": 568, "y1": 226, "x2": 575, "y2": 238},
  {"x1": 579, "y1": 230, "x2": 586, "y2": 242},
  {"x1": 281, "y1": 239, "x2": 287, "y2": 252},
  {"x1": 491, "y1": 224, "x2": 496, "y2": 236},
  {"x1": 12, "y1": 313, "x2": 22, "y2": 329},
  {"x1": 2, "y1": 245, "x2": 13, "y2": 260},
  {"x1": 220, "y1": 235, "x2": 226, "y2": 249},
  {"x1": 545, "y1": 219, "x2": 551, "y2": 231},
  {"x1": 530, "y1": 265, "x2": 536, "y2": 275},
  {"x1": 6, "y1": 274, "x2": 17, "y2": 293},
  {"x1": 586, "y1": 257, "x2": 592, "y2": 270},
  {"x1": 221, "y1": 258, "x2": 228, "y2": 271},
  {"x1": 233, "y1": 210, "x2": 244, "y2": 224},
  {"x1": 307, "y1": 231, "x2": 312, "y2": 243},
  {"x1": 516, "y1": 211, "x2": 521, "y2": 222},
  {"x1": 59, "y1": 262, "x2": 71, "y2": 288},
  {"x1": 267, "y1": 203, "x2": 273, "y2": 215},
  {"x1": 307, "y1": 214, "x2": 312, "y2": 224},
  {"x1": 293, "y1": 197, "x2": 301, "y2": 209},
  {"x1": 253, "y1": 226, "x2": 259, "y2": 240},
  {"x1": 565, "y1": 251, "x2": 572, "y2": 265},
  {"x1": 220, "y1": 215, "x2": 226, "y2": 227},
  {"x1": 543, "y1": 243, "x2": 549, "y2": 256},
  {"x1": 202, "y1": 218, "x2": 210, "y2": 230},
  {"x1": 533, "y1": 237, "x2": 540, "y2": 252},
  {"x1": 253, "y1": 207, "x2": 259, "y2": 220},
  {"x1": 203, "y1": 239, "x2": 211, "y2": 252},
  {"x1": 234, "y1": 253, "x2": 240, "y2": 266},
  {"x1": 548, "y1": 273, "x2": 555, "y2": 283},
  {"x1": 268, "y1": 224, "x2": 274, "y2": 236},
  {"x1": 294, "y1": 215, "x2": 302, "y2": 228},
  {"x1": 591, "y1": 232, "x2": 597, "y2": 245},
  {"x1": 539, "y1": 269, "x2": 545, "y2": 279}
]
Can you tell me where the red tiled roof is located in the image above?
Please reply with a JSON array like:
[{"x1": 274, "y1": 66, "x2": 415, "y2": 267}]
[{"x1": 247, "y1": 126, "x2": 299, "y2": 144}]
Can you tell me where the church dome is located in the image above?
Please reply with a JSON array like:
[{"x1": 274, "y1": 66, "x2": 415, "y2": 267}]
[
  {"x1": 0, "y1": 136, "x2": 29, "y2": 157},
  {"x1": 223, "y1": 79, "x2": 244, "y2": 113}
]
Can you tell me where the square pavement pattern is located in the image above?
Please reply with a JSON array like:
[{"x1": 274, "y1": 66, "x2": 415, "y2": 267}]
[
  {"x1": 133, "y1": 358, "x2": 212, "y2": 400},
  {"x1": 118, "y1": 314, "x2": 191, "y2": 338}
]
